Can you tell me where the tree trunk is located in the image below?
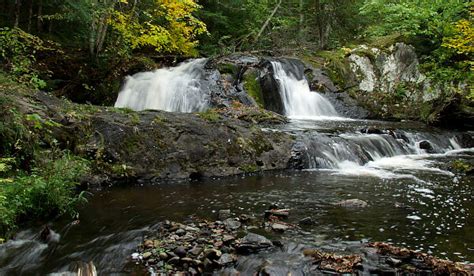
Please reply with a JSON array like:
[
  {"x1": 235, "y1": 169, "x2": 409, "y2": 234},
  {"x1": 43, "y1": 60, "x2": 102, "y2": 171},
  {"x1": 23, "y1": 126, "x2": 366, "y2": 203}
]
[
  {"x1": 254, "y1": 0, "x2": 282, "y2": 44},
  {"x1": 48, "y1": 19, "x2": 53, "y2": 33},
  {"x1": 299, "y1": 0, "x2": 304, "y2": 42},
  {"x1": 14, "y1": 0, "x2": 21, "y2": 28},
  {"x1": 27, "y1": 0, "x2": 33, "y2": 32},
  {"x1": 37, "y1": 0, "x2": 43, "y2": 32}
]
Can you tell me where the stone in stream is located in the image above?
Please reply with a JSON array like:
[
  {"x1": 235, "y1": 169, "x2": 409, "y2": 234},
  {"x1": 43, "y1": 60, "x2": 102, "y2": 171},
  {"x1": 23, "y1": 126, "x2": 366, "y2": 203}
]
[
  {"x1": 175, "y1": 228, "x2": 186, "y2": 236},
  {"x1": 223, "y1": 218, "x2": 241, "y2": 230},
  {"x1": 360, "y1": 126, "x2": 384, "y2": 134},
  {"x1": 217, "y1": 253, "x2": 236, "y2": 266},
  {"x1": 218, "y1": 209, "x2": 232, "y2": 220},
  {"x1": 174, "y1": 246, "x2": 187, "y2": 257},
  {"x1": 264, "y1": 209, "x2": 290, "y2": 219},
  {"x1": 236, "y1": 233, "x2": 273, "y2": 253},
  {"x1": 204, "y1": 249, "x2": 222, "y2": 260},
  {"x1": 335, "y1": 199, "x2": 368, "y2": 208},
  {"x1": 142, "y1": 251, "x2": 153, "y2": 259},
  {"x1": 168, "y1": 256, "x2": 180, "y2": 265},
  {"x1": 271, "y1": 222, "x2": 290, "y2": 232},
  {"x1": 419, "y1": 140, "x2": 434, "y2": 153},
  {"x1": 189, "y1": 246, "x2": 203, "y2": 256},
  {"x1": 143, "y1": 239, "x2": 154, "y2": 248},
  {"x1": 298, "y1": 217, "x2": 314, "y2": 225}
]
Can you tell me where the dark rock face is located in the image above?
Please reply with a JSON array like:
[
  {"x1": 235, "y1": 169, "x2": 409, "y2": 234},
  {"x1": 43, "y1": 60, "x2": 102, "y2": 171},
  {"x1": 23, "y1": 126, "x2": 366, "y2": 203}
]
[
  {"x1": 31, "y1": 92, "x2": 294, "y2": 182},
  {"x1": 207, "y1": 55, "x2": 370, "y2": 118}
]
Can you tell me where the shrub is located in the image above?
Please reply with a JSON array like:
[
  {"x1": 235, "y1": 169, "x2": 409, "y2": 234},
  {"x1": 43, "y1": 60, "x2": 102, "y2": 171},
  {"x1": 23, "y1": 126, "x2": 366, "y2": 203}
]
[{"x1": 0, "y1": 153, "x2": 90, "y2": 237}]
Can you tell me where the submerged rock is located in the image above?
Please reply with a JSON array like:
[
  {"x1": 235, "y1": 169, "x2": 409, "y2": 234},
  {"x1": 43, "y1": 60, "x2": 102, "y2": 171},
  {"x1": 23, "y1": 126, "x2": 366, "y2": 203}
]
[
  {"x1": 335, "y1": 199, "x2": 368, "y2": 208},
  {"x1": 236, "y1": 233, "x2": 273, "y2": 253}
]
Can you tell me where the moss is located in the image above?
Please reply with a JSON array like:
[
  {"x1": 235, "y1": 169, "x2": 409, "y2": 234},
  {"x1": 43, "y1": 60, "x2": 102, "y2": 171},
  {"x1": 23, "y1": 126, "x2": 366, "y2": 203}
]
[
  {"x1": 249, "y1": 132, "x2": 273, "y2": 155},
  {"x1": 217, "y1": 62, "x2": 239, "y2": 76},
  {"x1": 152, "y1": 114, "x2": 167, "y2": 125},
  {"x1": 311, "y1": 49, "x2": 352, "y2": 89},
  {"x1": 198, "y1": 109, "x2": 221, "y2": 122},
  {"x1": 368, "y1": 33, "x2": 403, "y2": 50},
  {"x1": 243, "y1": 70, "x2": 264, "y2": 107},
  {"x1": 451, "y1": 160, "x2": 473, "y2": 174},
  {"x1": 129, "y1": 113, "x2": 140, "y2": 125},
  {"x1": 108, "y1": 107, "x2": 136, "y2": 114},
  {"x1": 239, "y1": 164, "x2": 258, "y2": 173}
]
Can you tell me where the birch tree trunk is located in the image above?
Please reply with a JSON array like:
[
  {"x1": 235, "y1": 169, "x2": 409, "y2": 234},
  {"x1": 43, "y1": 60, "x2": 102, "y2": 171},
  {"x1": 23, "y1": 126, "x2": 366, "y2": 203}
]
[{"x1": 254, "y1": 0, "x2": 282, "y2": 44}]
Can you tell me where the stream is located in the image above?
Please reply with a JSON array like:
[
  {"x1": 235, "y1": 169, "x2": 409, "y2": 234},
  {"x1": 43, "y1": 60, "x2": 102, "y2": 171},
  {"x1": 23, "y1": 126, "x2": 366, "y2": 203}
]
[{"x1": 1, "y1": 118, "x2": 473, "y2": 275}]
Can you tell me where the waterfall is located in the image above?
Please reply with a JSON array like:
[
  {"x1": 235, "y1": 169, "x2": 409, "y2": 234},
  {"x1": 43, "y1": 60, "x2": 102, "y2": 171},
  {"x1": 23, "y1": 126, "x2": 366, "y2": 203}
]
[
  {"x1": 115, "y1": 58, "x2": 209, "y2": 112},
  {"x1": 297, "y1": 129, "x2": 473, "y2": 179},
  {"x1": 271, "y1": 61, "x2": 339, "y2": 119}
]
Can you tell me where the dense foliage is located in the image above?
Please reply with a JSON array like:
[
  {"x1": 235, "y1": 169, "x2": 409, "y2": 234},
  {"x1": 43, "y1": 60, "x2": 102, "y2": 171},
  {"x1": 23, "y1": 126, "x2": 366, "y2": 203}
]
[{"x1": 0, "y1": 0, "x2": 472, "y2": 239}]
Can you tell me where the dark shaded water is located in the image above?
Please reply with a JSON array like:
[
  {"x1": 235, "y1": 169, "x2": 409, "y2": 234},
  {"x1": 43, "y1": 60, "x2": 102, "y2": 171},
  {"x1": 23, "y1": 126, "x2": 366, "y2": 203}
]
[{"x1": 1, "y1": 119, "x2": 473, "y2": 275}]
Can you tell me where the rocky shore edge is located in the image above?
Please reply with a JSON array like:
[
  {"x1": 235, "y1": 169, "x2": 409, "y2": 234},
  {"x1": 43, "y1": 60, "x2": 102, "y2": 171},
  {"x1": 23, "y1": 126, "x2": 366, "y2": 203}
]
[{"x1": 130, "y1": 210, "x2": 473, "y2": 275}]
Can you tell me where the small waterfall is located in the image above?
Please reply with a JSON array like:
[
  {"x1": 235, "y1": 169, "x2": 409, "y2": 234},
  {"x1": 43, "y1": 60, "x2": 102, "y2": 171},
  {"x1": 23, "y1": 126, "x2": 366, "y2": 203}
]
[
  {"x1": 115, "y1": 59, "x2": 209, "y2": 112},
  {"x1": 271, "y1": 61, "x2": 339, "y2": 118},
  {"x1": 296, "y1": 129, "x2": 473, "y2": 179}
]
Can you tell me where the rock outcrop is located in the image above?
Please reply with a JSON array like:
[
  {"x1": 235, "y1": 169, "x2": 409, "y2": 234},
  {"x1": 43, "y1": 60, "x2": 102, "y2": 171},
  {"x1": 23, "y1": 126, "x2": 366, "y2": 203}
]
[{"x1": 2, "y1": 88, "x2": 295, "y2": 183}]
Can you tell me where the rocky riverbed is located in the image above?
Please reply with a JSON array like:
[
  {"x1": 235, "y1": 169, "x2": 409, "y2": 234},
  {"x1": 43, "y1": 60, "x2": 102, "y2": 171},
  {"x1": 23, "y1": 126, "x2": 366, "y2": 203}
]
[{"x1": 130, "y1": 210, "x2": 473, "y2": 275}]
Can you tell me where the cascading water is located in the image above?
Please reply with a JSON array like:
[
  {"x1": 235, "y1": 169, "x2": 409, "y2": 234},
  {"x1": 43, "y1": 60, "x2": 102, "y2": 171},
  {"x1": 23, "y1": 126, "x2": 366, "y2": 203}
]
[
  {"x1": 292, "y1": 124, "x2": 473, "y2": 180},
  {"x1": 271, "y1": 61, "x2": 340, "y2": 119},
  {"x1": 115, "y1": 58, "x2": 209, "y2": 112}
]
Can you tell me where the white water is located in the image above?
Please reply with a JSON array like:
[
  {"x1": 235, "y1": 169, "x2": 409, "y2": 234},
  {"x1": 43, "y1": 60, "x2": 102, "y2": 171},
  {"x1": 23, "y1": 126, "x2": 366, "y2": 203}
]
[
  {"x1": 271, "y1": 61, "x2": 340, "y2": 119},
  {"x1": 300, "y1": 128, "x2": 474, "y2": 183},
  {"x1": 115, "y1": 59, "x2": 209, "y2": 112}
]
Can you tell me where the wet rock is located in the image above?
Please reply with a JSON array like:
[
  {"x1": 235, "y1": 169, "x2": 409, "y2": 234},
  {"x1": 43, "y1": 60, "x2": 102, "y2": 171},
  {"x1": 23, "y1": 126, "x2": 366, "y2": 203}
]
[
  {"x1": 361, "y1": 127, "x2": 384, "y2": 135},
  {"x1": 142, "y1": 252, "x2": 152, "y2": 259},
  {"x1": 222, "y1": 235, "x2": 235, "y2": 244},
  {"x1": 168, "y1": 256, "x2": 180, "y2": 265},
  {"x1": 218, "y1": 209, "x2": 231, "y2": 220},
  {"x1": 264, "y1": 209, "x2": 290, "y2": 219},
  {"x1": 304, "y1": 248, "x2": 362, "y2": 273},
  {"x1": 298, "y1": 217, "x2": 314, "y2": 226},
  {"x1": 174, "y1": 246, "x2": 187, "y2": 258},
  {"x1": 143, "y1": 239, "x2": 154, "y2": 248},
  {"x1": 204, "y1": 249, "x2": 222, "y2": 260},
  {"x1": 237, "y1": 233, "x2": 273, "y2": 253},
  {"x1": 185, "y1": 226, "x2": 200, "y2": 232},
  {"x1": 223, "y1": 218, "x2": 241, "y2": 230},
  {"x1": 217, "y1": 253, "x2": 236, "y2": 266},
  {"x1": 181, "y1": 257, "x2": 194, "y2": 263},
  {"x1": 189, "y1": 246, "x2": 203, "y2": 256},
  {"x1": 335, "y1": 199, "x2": 368, "y2": 208},
  {"x1": 386, "y1": 257, "x2": 402, "y2": 266},
  {"x1": 271, "y1": 223, "x2": 290, "y2": 232},
  {"x1": 175, "y1": 228, "x2": 186, "y2": 236},
  {"x1": 159, "y1": 252, "x2": 168, "y2": 260},
  {"x1": 419, "y1": 140, "x2": 434, "y2": 153}
]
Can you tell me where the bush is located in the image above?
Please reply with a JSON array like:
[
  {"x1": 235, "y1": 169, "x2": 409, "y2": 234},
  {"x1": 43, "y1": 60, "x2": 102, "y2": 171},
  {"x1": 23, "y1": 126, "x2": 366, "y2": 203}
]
[
  {"x1": 0, "y1": 153, "x2": 90, "y2": 237},
  {"x1": 0, "y1": 27, "x2": 50, "y2": 89}
]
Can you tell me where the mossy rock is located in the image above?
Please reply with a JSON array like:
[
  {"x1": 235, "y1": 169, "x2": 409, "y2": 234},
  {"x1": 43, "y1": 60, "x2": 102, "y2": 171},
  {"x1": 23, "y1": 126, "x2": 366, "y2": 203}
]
[
  {"x1": 217, "y1": 62, "x2": 239, "y2": 76},
  {"x1": 242, "y1": 69, "x2": 264, "y2": 108}
]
